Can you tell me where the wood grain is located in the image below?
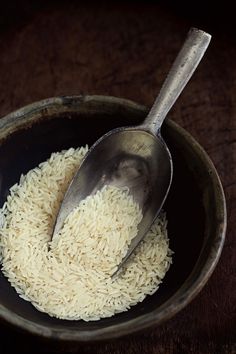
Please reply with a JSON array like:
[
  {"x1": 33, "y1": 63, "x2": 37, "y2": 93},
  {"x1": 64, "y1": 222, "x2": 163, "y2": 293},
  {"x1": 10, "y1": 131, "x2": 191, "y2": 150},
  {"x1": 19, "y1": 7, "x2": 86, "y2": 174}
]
[{"x1": 0, "y1": 1, "x2": 235, "y2": 353}]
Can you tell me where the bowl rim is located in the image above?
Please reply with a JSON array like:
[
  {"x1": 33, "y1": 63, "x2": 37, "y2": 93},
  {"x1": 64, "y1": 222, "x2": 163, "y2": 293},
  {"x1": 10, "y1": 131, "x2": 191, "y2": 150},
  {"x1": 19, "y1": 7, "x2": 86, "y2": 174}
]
[{"x1": 0, "y1": 95, "x2": 227, "y2": 341}]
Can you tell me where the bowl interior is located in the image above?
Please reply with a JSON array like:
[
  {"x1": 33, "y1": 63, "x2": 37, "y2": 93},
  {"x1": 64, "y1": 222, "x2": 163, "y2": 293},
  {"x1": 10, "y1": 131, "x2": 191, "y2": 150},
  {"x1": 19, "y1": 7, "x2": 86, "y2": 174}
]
[{"x1": 0, "y1": 97, "x2": 209, "y2": 335}]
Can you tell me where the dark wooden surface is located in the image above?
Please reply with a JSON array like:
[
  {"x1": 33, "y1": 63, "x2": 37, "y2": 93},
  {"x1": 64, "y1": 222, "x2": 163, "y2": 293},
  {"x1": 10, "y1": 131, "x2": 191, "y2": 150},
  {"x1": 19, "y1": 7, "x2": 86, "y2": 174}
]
[{"x1": 0, "y1": 1, "x2": 235, "y2": 353}]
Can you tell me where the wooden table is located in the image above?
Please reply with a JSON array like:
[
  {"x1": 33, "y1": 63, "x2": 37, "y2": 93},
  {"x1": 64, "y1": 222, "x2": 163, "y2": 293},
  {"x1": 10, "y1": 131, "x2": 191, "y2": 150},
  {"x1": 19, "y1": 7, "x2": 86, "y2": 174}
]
[{"x1": 0, "y1": 1, "x2": 235, "y2": 353}]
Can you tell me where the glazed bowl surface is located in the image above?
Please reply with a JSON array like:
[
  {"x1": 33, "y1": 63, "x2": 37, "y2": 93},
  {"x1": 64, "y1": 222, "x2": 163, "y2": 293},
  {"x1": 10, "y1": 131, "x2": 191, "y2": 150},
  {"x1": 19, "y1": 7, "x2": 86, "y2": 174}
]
[{"x1": 0, "y1": 95, "x2": 226, "y2": 341}]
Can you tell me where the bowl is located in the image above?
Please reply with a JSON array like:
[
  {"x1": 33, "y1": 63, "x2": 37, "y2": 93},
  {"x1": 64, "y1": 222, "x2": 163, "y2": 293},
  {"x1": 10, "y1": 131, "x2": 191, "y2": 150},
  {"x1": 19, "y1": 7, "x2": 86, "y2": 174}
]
[{"x1": 0, "y1": 95, "x2": 226, "y2": 341}]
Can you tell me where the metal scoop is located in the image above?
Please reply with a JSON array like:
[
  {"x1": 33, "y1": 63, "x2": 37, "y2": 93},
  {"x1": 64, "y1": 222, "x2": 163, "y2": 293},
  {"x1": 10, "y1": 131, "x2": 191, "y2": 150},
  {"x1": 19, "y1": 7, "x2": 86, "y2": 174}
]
[{"x1": 52, "y1": 28, "x2": 211, "y2": 274}]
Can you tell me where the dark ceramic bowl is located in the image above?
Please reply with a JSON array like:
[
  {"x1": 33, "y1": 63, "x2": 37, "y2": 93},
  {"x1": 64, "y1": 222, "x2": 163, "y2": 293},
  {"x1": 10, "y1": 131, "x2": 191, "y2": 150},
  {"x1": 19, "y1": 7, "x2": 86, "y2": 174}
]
[{"x1": 0, "y1": 96, "x2": 226, "y2": 341}]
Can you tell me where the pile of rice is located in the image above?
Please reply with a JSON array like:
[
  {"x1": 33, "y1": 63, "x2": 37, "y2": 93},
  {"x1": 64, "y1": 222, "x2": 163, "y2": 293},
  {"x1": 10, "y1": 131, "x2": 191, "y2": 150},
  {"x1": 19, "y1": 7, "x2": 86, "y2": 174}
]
[{"x1": 0, "y1": 146, "x2": 172, "y2": 321}]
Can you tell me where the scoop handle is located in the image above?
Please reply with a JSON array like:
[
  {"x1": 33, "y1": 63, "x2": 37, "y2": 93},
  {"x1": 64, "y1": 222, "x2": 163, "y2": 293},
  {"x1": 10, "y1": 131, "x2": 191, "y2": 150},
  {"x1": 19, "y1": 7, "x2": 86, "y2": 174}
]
[{"x1": 142, "y1": 28, "x2": 211, "y2": 135}]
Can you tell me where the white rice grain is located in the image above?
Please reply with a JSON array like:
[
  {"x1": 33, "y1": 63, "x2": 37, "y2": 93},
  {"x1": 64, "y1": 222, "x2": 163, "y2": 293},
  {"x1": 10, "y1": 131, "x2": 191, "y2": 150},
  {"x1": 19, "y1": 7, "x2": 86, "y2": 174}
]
[{"x1": 0, "y1": 146, "x2": 172, "y2": 321}]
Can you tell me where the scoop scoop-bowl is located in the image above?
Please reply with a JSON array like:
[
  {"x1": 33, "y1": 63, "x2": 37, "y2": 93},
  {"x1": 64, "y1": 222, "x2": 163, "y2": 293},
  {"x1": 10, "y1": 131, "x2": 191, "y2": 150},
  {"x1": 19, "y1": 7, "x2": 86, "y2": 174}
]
[{"x1": 52, "y1": 28, "x2": 211, "y2": 272}]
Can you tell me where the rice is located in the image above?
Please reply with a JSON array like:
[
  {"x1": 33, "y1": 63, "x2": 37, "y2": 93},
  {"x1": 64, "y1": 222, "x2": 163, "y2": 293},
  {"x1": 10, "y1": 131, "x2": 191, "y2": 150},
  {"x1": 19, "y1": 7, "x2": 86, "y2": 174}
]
[{"x1": 0, "y1": 146, "x2": 172, "y2": 321}]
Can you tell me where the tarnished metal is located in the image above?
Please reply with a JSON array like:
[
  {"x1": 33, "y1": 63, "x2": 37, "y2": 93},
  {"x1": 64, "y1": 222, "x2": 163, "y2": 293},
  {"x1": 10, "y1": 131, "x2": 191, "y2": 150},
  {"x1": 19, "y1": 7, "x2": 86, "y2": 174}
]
[{"x1": 52, "y1": 28, "x2": 211, "y2": 274}]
